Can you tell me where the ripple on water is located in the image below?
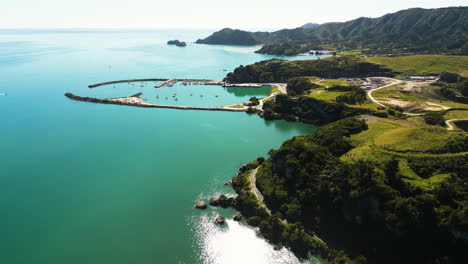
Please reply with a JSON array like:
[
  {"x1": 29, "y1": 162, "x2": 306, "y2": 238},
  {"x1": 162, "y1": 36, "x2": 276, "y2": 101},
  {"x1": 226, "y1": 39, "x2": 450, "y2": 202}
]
[{"x1": 191, "y1": 213, "x2": 317, "y2": 264}]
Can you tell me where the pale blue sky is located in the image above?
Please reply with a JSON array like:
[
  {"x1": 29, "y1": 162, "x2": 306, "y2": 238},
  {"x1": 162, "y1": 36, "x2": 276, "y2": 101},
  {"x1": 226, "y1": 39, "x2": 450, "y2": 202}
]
[{"x1": 1, "y1": 0, "x2": 466, "y2": 29}]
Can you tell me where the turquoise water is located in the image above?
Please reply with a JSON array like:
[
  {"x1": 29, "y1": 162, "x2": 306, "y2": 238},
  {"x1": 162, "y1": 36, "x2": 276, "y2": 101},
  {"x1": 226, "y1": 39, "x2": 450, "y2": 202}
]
[
  {"x1": 85, "y1": 82, "x2": 273, "y2": 107},
  {"x1": 0, "y1": 30, "x2": 322, "y2": 264}
]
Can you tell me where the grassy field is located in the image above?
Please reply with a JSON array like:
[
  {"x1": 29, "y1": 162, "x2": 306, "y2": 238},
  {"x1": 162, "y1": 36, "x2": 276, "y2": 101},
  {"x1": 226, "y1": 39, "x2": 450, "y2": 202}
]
[
  {"x1": 374, "y1": 126, "x2": 460, "y2": 153},
  {"x1": 372, "y1": 84, "x2": 426, "y2": 102},
  {"x1": 319, "y1": 79, "x2": 348, "y2": 87},
  {"x1": 398, "y1": 159, "x2": 451, "y2": 192},
  {"x1": 349, "y1": 117, "x2": 467, "y2": 154},
  {"x1": 229, "y1": 104, "x2": 245, "y2": 108},
  {"x1": 307, "y1": 90, "x2": 348, "y2": 102},
  {"x1": 435, "y1": 100, "x2": 468, "y2": 109},
  {"x1": 444, "y1": 110, "x2": 468, "y2": 119},
  {"x1": 342, "y1": 116, "x2": 467, "y2": 191},
  {"x1": 366, "y1": 55, "x2": 468, "y2": 76},
  {"x1": 270, "y1": 86, "x2": 281, "y2": 94}
]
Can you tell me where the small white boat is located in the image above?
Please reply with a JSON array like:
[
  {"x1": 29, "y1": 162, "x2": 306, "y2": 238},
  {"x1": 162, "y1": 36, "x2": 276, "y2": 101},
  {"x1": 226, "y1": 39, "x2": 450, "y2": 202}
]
[{"x1": 0, "y1": 93, "x2": 6, "y2": 96}]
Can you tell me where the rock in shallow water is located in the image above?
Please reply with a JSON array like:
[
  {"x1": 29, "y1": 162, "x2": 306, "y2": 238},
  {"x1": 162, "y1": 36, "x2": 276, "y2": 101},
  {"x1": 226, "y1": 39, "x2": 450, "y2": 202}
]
[
  {"x1": 209, "y1": 197, "x2": 220, "y2": 207},
  {"x1": 216, "y1": 216, "x2": 226, "y2": 225},
  {"x1": 194, "y1": 200, "x2": 207, "y2": 209},
  {"x1": 233, "y1": 213, "x2": 242, "y2": 221}
]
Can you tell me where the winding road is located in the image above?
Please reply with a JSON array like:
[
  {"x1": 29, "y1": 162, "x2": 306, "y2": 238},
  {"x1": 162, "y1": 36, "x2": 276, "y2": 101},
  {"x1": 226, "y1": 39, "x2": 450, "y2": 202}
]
[
  {"x1": 249, "y1": 168, "x2": 271, "y2": 215},
  {"x1": 446, "y1": 119, "x2": 468, "y2": 131},
  {"x1": 366, "y1": 77, "x2": 402, "y2": 108}
]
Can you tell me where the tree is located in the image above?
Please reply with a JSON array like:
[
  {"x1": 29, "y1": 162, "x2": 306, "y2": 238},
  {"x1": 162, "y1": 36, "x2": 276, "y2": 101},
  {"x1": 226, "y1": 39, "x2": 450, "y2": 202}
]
[{"x1": 424, "y1": 112, "x2": 446, "y2": 127}]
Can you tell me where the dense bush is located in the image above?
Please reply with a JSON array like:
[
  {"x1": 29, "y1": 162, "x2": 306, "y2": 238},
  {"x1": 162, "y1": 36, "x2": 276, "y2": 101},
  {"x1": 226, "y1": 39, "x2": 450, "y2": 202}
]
[
  {"x1": 262, "y1": 94, "x2": 370, "y2": 125},
  {"x1": 247, "y1": 116, "x2": 468, "y2": 264},
  {"x1": 224, "y1": 56, "x2": 394, "y2": 83},
  {"x1": 286, "y1": 77, "x2": 321, "y2": 95},
  {"x1": 424, "y1": 112, "x2": 446, "y2": 126}
]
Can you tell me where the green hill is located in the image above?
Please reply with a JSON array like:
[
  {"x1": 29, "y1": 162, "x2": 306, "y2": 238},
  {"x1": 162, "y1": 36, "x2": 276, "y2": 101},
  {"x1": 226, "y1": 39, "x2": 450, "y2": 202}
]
[{"x1": 197, "y1": 7, "x2": 468, "y2": 55}]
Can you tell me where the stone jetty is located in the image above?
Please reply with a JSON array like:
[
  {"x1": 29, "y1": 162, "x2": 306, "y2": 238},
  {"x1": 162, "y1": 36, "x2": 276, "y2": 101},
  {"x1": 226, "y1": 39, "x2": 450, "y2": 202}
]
[{"x1": 64, "y1": 93, "x2": 247, "y2": 112}]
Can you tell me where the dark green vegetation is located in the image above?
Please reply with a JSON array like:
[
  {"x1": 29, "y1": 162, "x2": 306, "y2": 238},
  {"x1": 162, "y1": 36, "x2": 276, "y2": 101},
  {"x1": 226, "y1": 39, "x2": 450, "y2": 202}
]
[
  {"x1": 328, "y1": 85, "x2": 367, "y2": 105},
  {"x1": 167, "y1": 40, "x2": 187, "y2": 47},
  {"x1": 256, "y1": 43, "x2": 314, "y2": 56},
  {"x1": 436, "y1": 73, "x2": 468, "y2": 100},
  {"x1": 286, "y1": 77, "x2": 321, "y2": 96},
  {"x1": 224, "y1": 56, "x2": 393, "y2": 83},
  {"x1": 236, "y1": 117, "x2": 468, "y2": 264},
  {"x1": 246, "y1": 97, "x2": 260, "y2": 106},
  {"x1": 425, "y1": 112, "x2": 446, "y2": 126},
  {"x1": 262, "y1": 94, "x2": 370, "y2": 124},
  {"x1": 195, "y1": 28, "x2": 258, "y2": 45},
  {"x1": 197, "y1": 7, "x2": 468, "y2": 56},
  {"x1": 257, "y1": 43, "x2": 339, "y2": 56},
  {"x1": 231, "y1": 159, "x2": 364, "y2": 264}
]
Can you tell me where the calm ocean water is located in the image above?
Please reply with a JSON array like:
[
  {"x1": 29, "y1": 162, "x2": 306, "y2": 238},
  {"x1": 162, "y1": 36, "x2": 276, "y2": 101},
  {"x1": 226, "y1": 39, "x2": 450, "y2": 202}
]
[{"x1": 0, "y1": 29, "x2": 323, "y2": 264}]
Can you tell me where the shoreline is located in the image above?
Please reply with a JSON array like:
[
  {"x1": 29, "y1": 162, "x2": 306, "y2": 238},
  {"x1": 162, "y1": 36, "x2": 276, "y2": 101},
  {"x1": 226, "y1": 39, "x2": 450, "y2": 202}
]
[
  {"x1": 88, "y1": 78, "x2": 223, "y2": 88},
  {"x1": 64, "y1": 92, "x2": 248, "y2": 112},
  {"x1": 67, "y1": 80, "x2": 288, "y2": 112}
]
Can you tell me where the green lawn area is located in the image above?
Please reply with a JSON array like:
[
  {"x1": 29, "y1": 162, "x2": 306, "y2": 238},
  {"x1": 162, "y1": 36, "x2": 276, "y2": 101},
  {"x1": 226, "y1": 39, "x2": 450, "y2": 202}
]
[
  {"x1": 372, "y1": 85, "x2": 426, "y2": 102},
  {"x1": 308, "y1": 90, "x2": 381, "y2": 110},
  {"x1": 350, "y1": 118, "x2": 410, "y2": 145},
  {"x1": 348, "y1": 117, "x2": 468, "y2": 154},
  {"x1": 307, "y1": 90, "x2": 348, "y2": 102},
  {"x1": 374, "y1": 126, "x2": 461, "y2": 153},
  {"x1": 270, "y1": 86, "x2": 281, "y2": 94},
  {"x1": 229, "y1": 104, "x2": 245, "y2": 108},
  {"x1": 319, "y1": 79, "x2": 348, "y2": 87},
  {"x1": 444, "y1": 110, "x2": 468, "y2": 119},
  {"x1": 366, "y1": 55, "x2": 468, "y2": 76},
  {"x1": 434, "y1": 100, "x2": 468, "y2": 109}
]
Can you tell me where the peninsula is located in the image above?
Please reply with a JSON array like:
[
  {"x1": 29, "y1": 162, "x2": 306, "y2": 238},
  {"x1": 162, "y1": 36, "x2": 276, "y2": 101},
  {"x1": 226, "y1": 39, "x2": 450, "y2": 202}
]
[
  {"x1": 214, "y1": 53, "x2": 468, "y2": 264},
  {"x1": 196, "y1": 7, "x2": 468, "y2": 56}
]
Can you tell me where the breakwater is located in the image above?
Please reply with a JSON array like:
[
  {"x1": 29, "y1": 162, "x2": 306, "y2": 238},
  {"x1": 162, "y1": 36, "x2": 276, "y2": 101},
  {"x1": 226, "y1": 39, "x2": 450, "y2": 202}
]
[
  {"x1": 88, "y1": 79, "x2": 169, "y2": 88},
  {"x1": 65, "y1": 93, "x2": 246, "y2": 112},
  {"x1": 88, "y1": 78, "x2": 224, "y2": 88}
]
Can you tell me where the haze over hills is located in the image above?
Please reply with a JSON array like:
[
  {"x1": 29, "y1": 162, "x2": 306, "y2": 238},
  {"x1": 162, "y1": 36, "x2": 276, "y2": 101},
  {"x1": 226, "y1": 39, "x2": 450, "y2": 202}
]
[
  {"x1": 196, "y1": 7, "x2": 468, "y2": 55},
  {"x1": 301, "y1": 23, "x2": 320, "y2": 29}
]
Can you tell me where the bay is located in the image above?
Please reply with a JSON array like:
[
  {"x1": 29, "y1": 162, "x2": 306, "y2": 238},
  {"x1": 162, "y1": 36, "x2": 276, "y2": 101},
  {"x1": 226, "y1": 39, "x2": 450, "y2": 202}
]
[{"x1": 0, "y1": 29, "x2": 324, "y2": 264}]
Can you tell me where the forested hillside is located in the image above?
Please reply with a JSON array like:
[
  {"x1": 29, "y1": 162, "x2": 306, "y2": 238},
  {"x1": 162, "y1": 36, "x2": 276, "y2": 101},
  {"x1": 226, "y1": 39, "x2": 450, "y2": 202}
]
[{"x1": 197, "y1": 7, "x2": 468, "y2": 55}]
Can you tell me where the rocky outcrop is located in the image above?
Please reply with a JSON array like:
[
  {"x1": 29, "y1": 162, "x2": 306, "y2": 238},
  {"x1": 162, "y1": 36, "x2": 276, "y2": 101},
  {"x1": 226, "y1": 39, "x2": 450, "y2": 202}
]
[
  {"x1": 218, "y1": 194, "x2": 235, "y2": 208},
  {"x1": 194, "y1": 200, "x2": 207, "y2": 209},
  {"x1": 209, "y1": 197, "x2": 220, "y2": 207},
  {"x1": 233, "y1": 213, "x2": 242, "y2": 221},
  {"x1": 209, "y1": 195, "x2": 235, "y2": 208},
  {"x1": 216, "y1": 216, "x2": 226, "y2": 225}
]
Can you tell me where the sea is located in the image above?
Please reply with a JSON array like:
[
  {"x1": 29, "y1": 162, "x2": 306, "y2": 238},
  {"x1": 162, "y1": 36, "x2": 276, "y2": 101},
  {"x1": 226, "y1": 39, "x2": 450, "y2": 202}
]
[{"x1": 0, "y1": 29, "x2": 327, "y2": 264}]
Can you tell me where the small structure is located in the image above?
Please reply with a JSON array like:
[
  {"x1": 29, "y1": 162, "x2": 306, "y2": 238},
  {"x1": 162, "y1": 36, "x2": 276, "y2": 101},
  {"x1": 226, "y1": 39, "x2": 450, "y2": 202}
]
[{"x1": 408, "y1": 76, "x2": 438, "y2": 81}]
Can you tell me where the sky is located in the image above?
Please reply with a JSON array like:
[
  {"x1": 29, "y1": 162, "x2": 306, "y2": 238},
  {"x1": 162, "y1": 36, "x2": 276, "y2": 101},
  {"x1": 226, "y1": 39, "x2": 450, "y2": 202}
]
[{"x1": 1, "y1": 0, "x2": 466, "y2": 30}]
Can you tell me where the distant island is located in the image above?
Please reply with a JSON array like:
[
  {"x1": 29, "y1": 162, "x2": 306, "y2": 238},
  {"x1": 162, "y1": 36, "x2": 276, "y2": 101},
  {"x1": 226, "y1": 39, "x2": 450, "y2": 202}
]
[
  {"x1": 167, "y1": 40, "x2": 187, "y2": 47},
  {"x1": 196, "y1": 7, "x2": 468, "y2": 56}
]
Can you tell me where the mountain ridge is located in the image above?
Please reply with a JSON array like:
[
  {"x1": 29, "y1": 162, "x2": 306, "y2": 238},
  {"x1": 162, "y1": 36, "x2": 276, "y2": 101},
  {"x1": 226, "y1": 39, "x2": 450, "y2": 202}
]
[{"x1": 196, "y1": 7, "x2": 468, "y2": 55}]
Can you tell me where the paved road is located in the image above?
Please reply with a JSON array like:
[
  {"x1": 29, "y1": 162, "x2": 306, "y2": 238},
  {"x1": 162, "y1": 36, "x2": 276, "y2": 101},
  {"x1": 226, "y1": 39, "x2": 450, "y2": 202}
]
[
  {"x1": 446, "y1": 119, "x2": 468, "y2": 131},
  {"x1": 366, "y1": 78, "x2": 429, "y2": 117},
  {"x1": 249, "y1": 168, "x2": 271, "y2": 215},
  {"x1": 367, "y1": 78, "x2": 402, "y2": 108}
]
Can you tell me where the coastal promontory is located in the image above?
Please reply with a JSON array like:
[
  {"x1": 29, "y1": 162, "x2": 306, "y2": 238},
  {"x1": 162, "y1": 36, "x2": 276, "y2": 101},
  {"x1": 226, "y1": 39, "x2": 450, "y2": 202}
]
[
  {"x1": 167, "y1": 40, "x2": 187, "y2": 47},
  {"x1": 195, "y1": 28, "x2": 260, "y2": 45}
]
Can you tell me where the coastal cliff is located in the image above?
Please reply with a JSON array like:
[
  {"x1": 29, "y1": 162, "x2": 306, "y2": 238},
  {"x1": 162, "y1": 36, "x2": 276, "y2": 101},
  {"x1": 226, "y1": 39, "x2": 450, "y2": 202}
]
[{"x1": 232, "y1": 117, "x2": 468, "y2": 263}]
